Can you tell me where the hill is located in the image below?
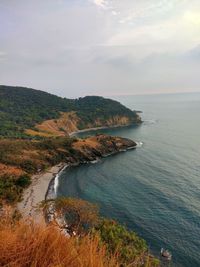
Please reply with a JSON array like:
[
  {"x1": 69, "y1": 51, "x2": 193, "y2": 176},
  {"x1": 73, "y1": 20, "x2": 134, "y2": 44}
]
[{"x1": 0, "y1": 85, "x2": 141, "y2": 138}]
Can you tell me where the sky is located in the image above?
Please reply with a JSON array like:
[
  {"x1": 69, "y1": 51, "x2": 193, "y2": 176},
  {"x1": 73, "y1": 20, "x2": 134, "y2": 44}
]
[{"x1": 0, "y1": 0, "x2": 200, "y2": 97}]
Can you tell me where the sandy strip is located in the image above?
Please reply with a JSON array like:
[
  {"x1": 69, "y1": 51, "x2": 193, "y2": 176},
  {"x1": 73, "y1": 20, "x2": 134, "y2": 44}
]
[
  {"x1": 18, "y1": 163, "x2": 66, "y2": 219},
  {"x1": 69, "y1": 124, "x2": 132, "y2": 136}
]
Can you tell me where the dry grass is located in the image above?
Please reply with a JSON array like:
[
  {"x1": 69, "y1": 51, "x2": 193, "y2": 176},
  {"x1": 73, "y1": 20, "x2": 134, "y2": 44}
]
[
  {"x1": 0, "y1": 214, "x2": 118, "y2": 267},
  {"x1": 27, "y1": 111, "x2": 80, "y2": 137},
  {"x1": 0, "y1": 164, "x2": 24, "y2": 178},
  {"x1": 25, "y1": 129, "x2": 54, "y2": 137},
  {"x1": 72, "y1": 138, "x2": 100, "y2": 150},
  {"x1": 0, "y1": 211, "x2": 118, "y2": 267}
]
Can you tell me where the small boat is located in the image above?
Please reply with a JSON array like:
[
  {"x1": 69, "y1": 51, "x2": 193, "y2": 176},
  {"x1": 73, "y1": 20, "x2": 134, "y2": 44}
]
[{"x1": 160, "y1": 248, "x2": 172, "y2": 260}]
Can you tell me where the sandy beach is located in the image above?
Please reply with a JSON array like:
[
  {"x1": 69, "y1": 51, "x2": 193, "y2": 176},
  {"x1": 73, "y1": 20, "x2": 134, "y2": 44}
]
[
  {"x1": 69, "y1": 123, "x2": 133, "y2": 136},
  {"x1": 18, "y1": 163, "x2": 66, "y2": 219}
]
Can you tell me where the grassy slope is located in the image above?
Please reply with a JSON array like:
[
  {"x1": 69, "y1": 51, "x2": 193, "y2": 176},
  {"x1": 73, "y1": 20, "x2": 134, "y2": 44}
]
[{"x1": 0, "y1": 212, "x2": 118, "y2": 267}]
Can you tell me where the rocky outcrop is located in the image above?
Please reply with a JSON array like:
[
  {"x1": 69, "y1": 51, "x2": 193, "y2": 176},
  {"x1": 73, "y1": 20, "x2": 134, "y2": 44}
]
[{"x1": 64, "y1": 134, "x2": 137, "y2": 164}]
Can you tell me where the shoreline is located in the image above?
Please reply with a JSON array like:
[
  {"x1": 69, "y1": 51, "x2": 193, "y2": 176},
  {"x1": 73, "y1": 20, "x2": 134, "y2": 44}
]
[
  {"x1": 18, "y1": 163, "x2": 67, "y2": 219},
  {"x1": 45, "y1": 164, "x2": 69, "y2": 200},
  {"x1": 45, "y1": 144, "x2": 138, "y2": 201},
  {"x1": 69, "y1": 122, "x2": 142, "y2": 136},
  {"x1": 18, "y1": 140, "x2": 139, "y2": 219}
]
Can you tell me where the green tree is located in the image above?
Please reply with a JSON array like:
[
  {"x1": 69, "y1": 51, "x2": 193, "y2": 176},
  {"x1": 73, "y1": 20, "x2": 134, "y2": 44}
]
[{"x1": 95, "y1": 219, "x2": 160, "y2": 267}]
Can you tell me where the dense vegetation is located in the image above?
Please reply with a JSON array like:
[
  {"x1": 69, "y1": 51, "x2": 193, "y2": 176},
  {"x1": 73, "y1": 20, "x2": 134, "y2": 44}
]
[
  {"x1": 0, "y1": 85, "x2": 140, "y2": 137},
  {"x1": 96, "y1": 219, "x2": 159, "y2": 266},
  {"x1": 74, "y1": 96, "x2": 137, "y2": 129}
]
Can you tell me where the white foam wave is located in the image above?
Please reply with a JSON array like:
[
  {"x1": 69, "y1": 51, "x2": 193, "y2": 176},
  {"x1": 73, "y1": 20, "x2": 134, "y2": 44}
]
[
  {"x1": 144, "y1": 120, "x2": 157, "y2": 125},
  {"x1": 54, "y1": 165, "x2": 68, "y2": 195},
  {"x1": 136, "y1": 141, "x2": 143, "y2": 148},
  {"x1": 91, "y1": 159, "x2": 100, "y2": 164}
]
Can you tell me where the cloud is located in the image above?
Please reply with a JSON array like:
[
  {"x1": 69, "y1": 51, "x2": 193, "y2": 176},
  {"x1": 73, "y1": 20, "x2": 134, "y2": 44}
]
[
  {"x1": 0, "y1": 0, "x2": 200, "y2": 96},
  {"x1": 0, "y1": 51, "x2": 7, "y2": 61},
  {"x1": 0, "y1": 51, "x2": 6, "y2": 56},
  {"x1": 111, "y1": 10, "x2": 118, "y2": 16},
  {"x1": 93, "y1": 0, "x2": 107, "y2": 8}
]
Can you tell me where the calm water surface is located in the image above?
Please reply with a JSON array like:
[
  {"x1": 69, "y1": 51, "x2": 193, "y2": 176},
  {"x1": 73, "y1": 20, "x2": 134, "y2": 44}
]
[{"x1": 57, "y1": 93, "x2": 200, "y2": 267}]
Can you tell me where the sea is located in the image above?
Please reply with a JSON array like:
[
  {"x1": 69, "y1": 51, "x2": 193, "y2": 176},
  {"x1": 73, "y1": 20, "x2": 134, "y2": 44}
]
[{"x1": 56, "y1": 92, "x2": 200, "y2": 267}]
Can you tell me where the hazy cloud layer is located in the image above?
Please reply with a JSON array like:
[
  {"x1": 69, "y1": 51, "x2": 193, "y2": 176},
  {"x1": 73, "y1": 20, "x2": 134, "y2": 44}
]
[{"x1": 0, "y1": 0, "x2": 200, "y2": 97}]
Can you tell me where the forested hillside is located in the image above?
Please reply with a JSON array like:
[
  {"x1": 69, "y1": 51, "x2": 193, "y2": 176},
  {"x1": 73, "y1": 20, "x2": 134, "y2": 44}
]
[{"x1": 0, "y1": 85, "x2": 141, "y2": 138}]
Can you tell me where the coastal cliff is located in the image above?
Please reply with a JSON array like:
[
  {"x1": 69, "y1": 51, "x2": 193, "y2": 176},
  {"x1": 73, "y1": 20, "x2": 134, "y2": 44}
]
[
  {"x1": 71, "y1": 134, "x2": 136, "y2": 162},
  {"x1": 26, "y1": 111, "x2": 141, "y2": 137}
]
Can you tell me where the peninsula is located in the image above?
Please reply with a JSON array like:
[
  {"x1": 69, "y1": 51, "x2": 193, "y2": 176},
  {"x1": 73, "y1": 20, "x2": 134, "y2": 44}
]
[{"x1": 0, "y1": 85, "x2": 141, "y2": 138}]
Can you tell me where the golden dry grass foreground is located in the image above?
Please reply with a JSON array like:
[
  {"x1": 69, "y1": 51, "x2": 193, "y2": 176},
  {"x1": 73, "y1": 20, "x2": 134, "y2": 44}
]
[
  {"x1": 0, "y1": 209, "x2": 160, "y2": 267},
  {"x1": 0, "y1": 210, "x2": 118, "y2": 267}
]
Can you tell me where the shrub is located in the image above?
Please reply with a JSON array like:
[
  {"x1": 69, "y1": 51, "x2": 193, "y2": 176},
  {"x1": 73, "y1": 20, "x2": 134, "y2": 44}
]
[
  {"x1": 20, "y1": 160, "x2": 37, "y2": 173},
  {"x1": 41, "y1": 197, "x2": 99, "y2": 235},
  {"x1": 95, "y1": 219, "x2": 160, "y2": 267},
  {"x1": 15, "y1": 175, "x2": 31, "y2": 188},
  {"x1": 0, "y1": 174, "x2": 31, "y2": 204}
]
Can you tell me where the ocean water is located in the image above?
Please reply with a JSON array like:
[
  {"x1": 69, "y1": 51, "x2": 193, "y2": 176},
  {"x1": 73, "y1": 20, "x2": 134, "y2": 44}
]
[{"x1": 57, "y1": 93, "x2": 200, "y2": 267}]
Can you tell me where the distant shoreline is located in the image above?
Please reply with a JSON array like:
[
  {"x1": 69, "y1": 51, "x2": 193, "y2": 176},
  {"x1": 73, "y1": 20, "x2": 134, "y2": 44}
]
[{"x1": 69, "y1": 122, "x2": 142, "y2": 136}]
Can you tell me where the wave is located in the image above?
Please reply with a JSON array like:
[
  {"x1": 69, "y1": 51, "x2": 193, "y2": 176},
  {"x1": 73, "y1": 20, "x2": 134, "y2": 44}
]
[
  {"x1": 54, "y1": 165, "x2": 68, "y2": 195},
  {"x1": 136, "y1": 141, "x2": 143, "y2": 148},
  {"x1": 143, "y1": 119, "x2": 157, "y2": 125},
  {"x1": 91, "y1": 159, "x2": 101, "y2": 164}
]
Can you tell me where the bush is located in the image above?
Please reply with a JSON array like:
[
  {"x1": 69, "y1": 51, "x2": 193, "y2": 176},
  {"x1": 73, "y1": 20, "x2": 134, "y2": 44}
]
[
  {"x1": 20, "y1": 160, "x2": 38, "y2": 173},
  {"x1": 95, "y1": 219, "x2": 159, "y2": 267},
  {"x1": 41, "y1": 197, "x2": 99, "y2": 235},
  {"x1": 0, "y1": 175, "x2": 21, "y2": 203},
  {"x1": 15, "y1": 175, "x2": 31, "y2": 188},
  {"x1": 0, "y1": 174, "x2": 31, "y2": 204}
]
